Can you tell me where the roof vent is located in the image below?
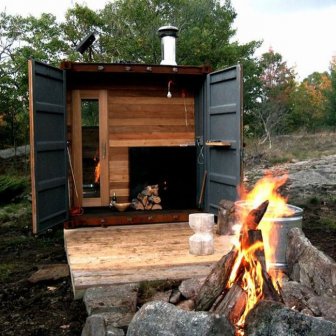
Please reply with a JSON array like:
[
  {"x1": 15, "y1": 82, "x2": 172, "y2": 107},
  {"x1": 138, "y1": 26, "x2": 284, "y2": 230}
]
[{"x1": 158, "y1": 26, "x2": 178, "y2": 66}]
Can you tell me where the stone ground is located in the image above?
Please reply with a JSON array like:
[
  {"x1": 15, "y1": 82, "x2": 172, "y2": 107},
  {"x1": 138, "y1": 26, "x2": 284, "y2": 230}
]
[
  {"x1": 0, "y1": 151, "x2": 335, "y2": 335},
  {"x1": 245, "y1": 154, "x2": 336, "y2": 261}
]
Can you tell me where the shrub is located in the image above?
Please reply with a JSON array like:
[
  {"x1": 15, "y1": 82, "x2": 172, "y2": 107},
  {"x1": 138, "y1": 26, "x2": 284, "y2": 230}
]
[{"x1": 0, "y1": 175, "x2": 28, "y2": 204}]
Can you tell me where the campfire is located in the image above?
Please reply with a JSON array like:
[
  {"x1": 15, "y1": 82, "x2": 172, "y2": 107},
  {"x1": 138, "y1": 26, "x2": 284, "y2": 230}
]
[{"x1": 194, "y1": 173, "x2": 296, "y2": 334}]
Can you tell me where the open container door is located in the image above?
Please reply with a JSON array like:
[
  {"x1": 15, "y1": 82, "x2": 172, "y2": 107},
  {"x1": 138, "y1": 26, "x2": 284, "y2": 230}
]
[
  {"x1": 28, "y1": 59, "x2": 68, "y2": 234},
  {"x1": 204, "y1": 65, "x2": 243, "y2": 214}
]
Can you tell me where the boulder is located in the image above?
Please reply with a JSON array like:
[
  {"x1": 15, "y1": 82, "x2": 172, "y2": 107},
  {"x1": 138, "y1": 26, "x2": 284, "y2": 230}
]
[
  {"x1": 81, "y1": 314, "x2": 125, "y2": 336},
  {"x1": 306, "y1": 295, "x2": 336, "y2": 322},
  {"x1": 286, "y1": 228, "x2": 336, "y2": 296},
  {"x1": 83, "y1": 284, "x2": 139, "y2": 316},
  {"x1": 281, "y1": 280, "x2": 315, "y2": 311},
  {"x1": 127, "y1": 301, "x2": 234, "y2": 336},
  {"x1": 178, "y1": 277, "x2": 205, "y2": 299},
  {"x1": 245, "y1": 300, "x2": 336, "y2": 336}
]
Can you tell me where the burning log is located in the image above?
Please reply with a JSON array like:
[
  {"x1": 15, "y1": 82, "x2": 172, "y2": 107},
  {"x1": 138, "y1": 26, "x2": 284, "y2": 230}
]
[
  {"x1": 195, "y1": 200, "x2": 283, "y2": 329},
  {"x1": 194, "y1": 248, "x2": 238, "y2": 311},
  {"x1": 210, "y1": 283, "x2": 247, "y2": 324},
  {"x1": 247, "y1": 229, "x2": 283, "y2": 303}
]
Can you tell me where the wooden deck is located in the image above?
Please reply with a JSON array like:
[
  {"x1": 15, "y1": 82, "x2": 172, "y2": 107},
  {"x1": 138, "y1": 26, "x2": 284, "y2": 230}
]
[{"x1": 64, "y1": 222, "x2": 234, "y2": 299}]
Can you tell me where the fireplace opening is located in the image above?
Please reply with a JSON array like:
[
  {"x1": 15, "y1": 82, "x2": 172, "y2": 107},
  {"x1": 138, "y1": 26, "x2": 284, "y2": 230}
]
[{"x1": 129, "y1": 147, "x2": 197, "y2": 210}]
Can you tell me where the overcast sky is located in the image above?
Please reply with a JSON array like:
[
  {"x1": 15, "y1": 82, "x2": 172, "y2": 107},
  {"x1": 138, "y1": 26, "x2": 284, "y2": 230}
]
[{"x1": 1, "y1": 0, "x2": 336, "y2": 80}]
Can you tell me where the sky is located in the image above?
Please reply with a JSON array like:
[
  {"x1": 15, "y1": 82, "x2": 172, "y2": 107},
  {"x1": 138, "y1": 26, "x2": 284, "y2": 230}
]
[{"x1": 1, "y1": 0, "x2": 336, "y2": 80}]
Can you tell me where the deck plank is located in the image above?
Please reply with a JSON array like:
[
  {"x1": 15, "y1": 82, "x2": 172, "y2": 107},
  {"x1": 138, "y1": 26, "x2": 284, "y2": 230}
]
[{"x1": 64, "y1": 222, "x2": 234, "y2": 299}]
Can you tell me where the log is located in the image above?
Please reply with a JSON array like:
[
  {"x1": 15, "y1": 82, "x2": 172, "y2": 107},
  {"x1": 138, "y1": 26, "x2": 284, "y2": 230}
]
[
  {"x1": 151, "y1": 196, "x2": 161, "y2": 204},
  {"x1": 194, "y1": 248, "x2": 238, "y2": 311},
  {"x1": 247, "y1": 229, "x2": 282, "y2": 303},
  {"x1": 244, "y1": 200, "x2": 269, "y2": 230},
  {"x1": 151, "y1": 204, "x2": 162, "y2": 210},
  {"x1": 240, "y1": 200, "x2": 269, "y2": 249},
  {"x1": 248, "y1": 230, "x2": 266, "y2": 271},
  {"x1": 194, "y1": 201, "x2": 276, "y2": 314},
  {"x1": 210, "y1": 283, "x2": 247, "y2": 324},
  {"x1": 216, "y1": 199, "x2": 235, "y2": 235}
]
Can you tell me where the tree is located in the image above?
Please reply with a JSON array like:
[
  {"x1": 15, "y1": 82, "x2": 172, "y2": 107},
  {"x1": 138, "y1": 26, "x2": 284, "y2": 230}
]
[
  {"x1": 251, "y1": 48, "x2": 296, "y2": 147},
  {"x1": 61, "y1": 0, "x2": 261, "y2": 117},
  {"x1": 60, "y1": 0, "x2": 260, "y2": 68},
  {"x1": 289, "y1": 72, "x2": 331, "y2": 132},
  {"x1": 0, "y1": 0, "x2": 261, "y2": 148},
  {"x1": 325, "y1": 60, "x2": 336, "y2": 128}
]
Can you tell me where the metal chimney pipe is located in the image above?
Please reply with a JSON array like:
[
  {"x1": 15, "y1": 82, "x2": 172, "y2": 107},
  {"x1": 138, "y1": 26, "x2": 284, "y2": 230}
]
[{"x1": 158, "y1": 25, "x2": 178, "y2": 66}]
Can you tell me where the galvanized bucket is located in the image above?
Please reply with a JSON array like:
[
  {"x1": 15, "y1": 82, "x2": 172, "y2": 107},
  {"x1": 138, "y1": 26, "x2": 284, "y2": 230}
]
[{"x1": 235, "y1": 201, "x2": 303, "y2": 270}]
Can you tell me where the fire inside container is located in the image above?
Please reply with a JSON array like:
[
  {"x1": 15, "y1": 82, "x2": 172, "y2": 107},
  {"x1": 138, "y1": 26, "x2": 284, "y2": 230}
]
[{"x1": 235, "y1": 201, "x2": 303, "y2": 270}]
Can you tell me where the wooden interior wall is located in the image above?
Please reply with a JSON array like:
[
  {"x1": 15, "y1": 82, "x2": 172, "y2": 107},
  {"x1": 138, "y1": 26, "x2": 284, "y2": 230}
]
[{"x1": 108, "y1": 86, "x2": 195, "y2": 203}]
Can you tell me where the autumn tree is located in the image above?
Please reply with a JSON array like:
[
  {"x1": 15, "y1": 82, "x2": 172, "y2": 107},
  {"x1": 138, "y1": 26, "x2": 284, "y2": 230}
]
[
  {"x1": 288, "y1": 72, "x2": 331, "y2": 132},
  {"x1": 251, "y1": 49, "x2": 296, "y2": 147},
  {"x1": 325, "y1": 59, "x2": 336, "y2": 128}
]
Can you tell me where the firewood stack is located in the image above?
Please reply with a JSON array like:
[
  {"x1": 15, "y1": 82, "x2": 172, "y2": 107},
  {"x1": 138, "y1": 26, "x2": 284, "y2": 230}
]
[
  {"x1": 131, "y1": 184, "x2": 163, "y2": 210},
  {"x1": 194, "y1": 200, "x2": 283, "y2": 331}
]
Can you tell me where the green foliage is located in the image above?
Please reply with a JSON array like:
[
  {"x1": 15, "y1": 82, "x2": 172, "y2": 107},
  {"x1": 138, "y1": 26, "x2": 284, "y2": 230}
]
[
  {"x1": 0, "y1": 262, "x2": 24, "y2": 282},
  {"x1": 325, "y1": 64, "x2": 336, "y2": 127},
  {"x1": 0, "y1": 174, "x2": 28, "y2": 203},
  {"x1": 246, "y1": 49, "x2": 296, "y2": 146},
  {"x1": 0, "y1": 0, "x2": 262, "y2": 148},
  {"x1": 1, "y1": 0, "x2": 336, "y2": 149},
  {"x1": 288, "y1": 72, "x2": 331, "y2": 132}
]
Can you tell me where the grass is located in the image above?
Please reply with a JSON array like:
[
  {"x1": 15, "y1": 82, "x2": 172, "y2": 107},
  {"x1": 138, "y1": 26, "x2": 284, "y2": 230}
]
[
  {"x1": 0, "y1": 174, "x2": 29, "y2": 204},
  {"x1": 244, "y1": 131, "x2": 336, "y2": 168},
  {"x1": 0, "y1": 262, "x2": 25, "y2": 283}
]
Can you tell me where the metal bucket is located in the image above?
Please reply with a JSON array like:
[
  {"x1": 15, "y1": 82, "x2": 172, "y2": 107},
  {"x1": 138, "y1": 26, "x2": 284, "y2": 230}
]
[{"x1": 235, "y1": 201, "x2": 303, "y2": 270}]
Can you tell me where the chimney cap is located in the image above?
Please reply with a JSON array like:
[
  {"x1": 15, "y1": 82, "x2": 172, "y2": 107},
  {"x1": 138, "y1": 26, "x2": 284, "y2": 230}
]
[{"x1": 158, "y1": 25, "x2": 179, "y2": 38}]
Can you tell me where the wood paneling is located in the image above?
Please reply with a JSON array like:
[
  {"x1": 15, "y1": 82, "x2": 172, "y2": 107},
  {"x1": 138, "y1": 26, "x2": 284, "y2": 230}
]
[
  {"x1": 109, "y1": 147, "x2": 129, "y2": 202},
  {"x1": 69, "y1": 84, "x2": 196, "y2": 205},
  {"x1": 107, "y1": 87, "x2": 196, "y2": 202}
]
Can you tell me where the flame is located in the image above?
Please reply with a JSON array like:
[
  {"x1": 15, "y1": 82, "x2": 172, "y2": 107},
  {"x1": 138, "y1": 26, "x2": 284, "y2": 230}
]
[
  {"x1": 228, "y1": 172, "x2": 293, "y2": 329},
  {"x1": 238, "y1": 172, "x2": 294, "y2": 271},
  {"x1": 94, "y1": 161, "x2": 100, "y2": 184}
]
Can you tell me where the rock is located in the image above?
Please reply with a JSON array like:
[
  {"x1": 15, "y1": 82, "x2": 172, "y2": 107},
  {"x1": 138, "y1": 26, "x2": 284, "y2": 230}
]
[
  {"x1": 81, "y1": 315, "x2": 106, "y2": 336},
  {"x1": 281, "y1": 280, "x2": 315, "y2": 311},
  {"x1": 81, "y1": 314, "x2": 125, "y2": 336},
  {"x1": 126, "y1": 301, "x2": 234, "y2": 336},
  {"x1": 169, "y1": 289, "x2": 182, "y2": 304},
  {"x1": 286, "y1": 228, "x2": 336, "y2": 296},
  {"x1": 148, "y1": 290, "x2": 172, "y2": 303},
  {"x1": 28, "y1": 264, "x2": 69, "y2": 283},
  {"x1": 98, "y1": 311, "x2": 135, "y2": 329},
  {"x1": 176, "y1": 299, "x2": 195, "y2": 311},
  {"x1": 307, "y1": 296, "x2": 336, "y2": 322},
  {"x1": 83, "y1": 284, "x2": 139, "y2": 316},
  {"x1": 0, "y1": 145, "x2": 30, "y2": 159},
  {"x1": 178, "y1": 277, "x2": 205, "y2": 299},
  {"x1": 245, "y1": 300, "x2": 336, "y2": 336},
  {"x1": 106, "y1": 326, "x2": 125, "y2": 336}
]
